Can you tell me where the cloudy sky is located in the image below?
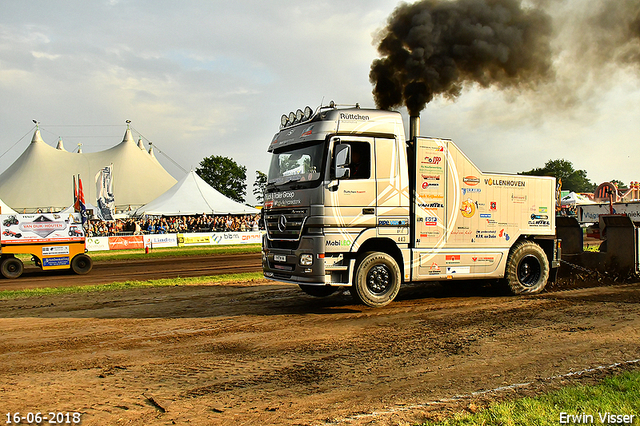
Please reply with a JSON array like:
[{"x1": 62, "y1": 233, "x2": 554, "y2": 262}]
[{"x1": 1, "y1": 0, "x2": 639, "y2": 205}]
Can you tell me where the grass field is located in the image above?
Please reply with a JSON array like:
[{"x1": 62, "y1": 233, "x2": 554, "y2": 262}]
[{"x1": 422, "y1": 370, "x2": 640, "y2": 425}]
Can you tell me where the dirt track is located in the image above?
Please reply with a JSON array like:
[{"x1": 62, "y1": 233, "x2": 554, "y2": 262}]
[{"x1": 1, "y1": 257, "x2": 640, "y2": 425}]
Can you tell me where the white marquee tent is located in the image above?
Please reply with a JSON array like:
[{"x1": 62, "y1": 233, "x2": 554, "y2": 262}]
[
  {"x1": 561, "y1": 192, "x2": 596, "y2": 206},
  {"x1": 0, "y1": 127, "x2": 177, "y2": 213},
  {"x1": 133, "y1": 170, "x2": 259, "y2": 216},
  {"x1": 0, "y1": 198, "x2": 17, "y2": 215}
]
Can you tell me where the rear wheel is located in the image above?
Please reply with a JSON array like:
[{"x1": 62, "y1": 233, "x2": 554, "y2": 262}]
[
  {"x1": 352, "y1": 252, "x2": 401, "y2": 307},
  {"x1": 71, "y1": 254, "x2": 93, "y2": 275},
  {"x1": 503, "y1": 240, "x2": 549, "y2": 294},
  {"x1": 299, "y1": 284, "x2": 337, "y2": 297},
  {"x1": 1, "y1": 257, "x2": 24, "y2": 279}
]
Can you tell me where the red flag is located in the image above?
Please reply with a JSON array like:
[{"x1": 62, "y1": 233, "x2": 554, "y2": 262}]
[
  {"x1": 73, "y1": 175, "x2": 80, "y2": 212},
  {"x1": 78, "y1": 175, "x2": 85, "y2": 205}
]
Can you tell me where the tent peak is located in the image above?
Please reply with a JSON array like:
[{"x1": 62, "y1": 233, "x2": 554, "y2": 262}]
[
  {"x1": 30, "y1": 128, "x2": 45, "y2": 144},
  {"x1": 121, "y1": 127, "x2": 135, "y2": 145}
]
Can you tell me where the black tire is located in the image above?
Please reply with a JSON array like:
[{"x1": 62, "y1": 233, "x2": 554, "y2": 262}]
[
  {"x1": 503, "y1": 240, "x2": 549, "y2": 295},
  {"x1": 1, "y1": 257, "x2": 24, "y2": 279},
  {"x1": 299, "y1": 284, "x2": 337, "y2": 297},
  {"x1": 71, "y1": 254, "x2": 93, "y2": 275},
  {"x1": 352, "y1": 252, "x2": 401, "y2": 307}
]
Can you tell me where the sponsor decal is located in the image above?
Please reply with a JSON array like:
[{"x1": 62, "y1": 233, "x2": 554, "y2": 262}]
[
  {"x1": 460, "y1": 199, "x2": 475, "y2": 218},
  {"x1": 421, "y1": 174, "x2": 441, "y2": 181},
  {"x1": 419, "y1": 193, "x2": 444, "y2": 200},
  {"x1": 340, "y1": 112, "x2": 370, "y2": 120},
  {"x1": 490, "y1": 201, "x2": 497, "y2": 210},
  {"x1": 531, "y1": 214, "x2": 549, "y2": 220},
  {"x1": 344, "y1": 190, "x2": 366, "y2": 195},
  {"x1": 422, "y1": 181, "x2": 440, "y2": 189},
  {"x1": 424, "y1": 217, "x2": 438, "y2": 225},
  {"x1": 378, "y1": 219, "x2": 408, "y2": 226},
  {"x1": 485, "y1": 178, "x2": 526, "y2": 187},
  {"x1": 446, "y1": 255, "x2": 461, "y2": 264},
  {"x1": 499, "y1": 229, "x2": 511, "y2": 241},
  {"x1": 429, "y1": 262, "x2": 441, "y2": 274},
  {"x1": 301, "y1": 125, "x2": 314, "y2": 137},
  {"x1": 472, "y1": 256, "x2": 495, "y2": 263},
  {"x1": 42, "y1": 246, "x2": 70, "y2": 256},
  {"x1": 43, "y1": 256, "x2": 70, "y2": 267},
  {"x1": 326, "y1": 240, "x2": 351, "y2": 247},
  {"x1": 476, "y1": 230, "x2": 497, "y2": 239},
  {"x1": 480, "y1": 213, "x2": 492, "y2": 218},
  {"x1": 447, "y1": 266, "x2": 470, "y2": 274},
  {"x1": 511, "y1": 194, "x2": 528, "y2": 203},
  {"x1": 462, "y1": 187, "x2": 481, "y2": 195},
  {"x1": 422, "y1": 156, "x2": 442, "y2": 165},
  {"x1": 539, "y1": 207, "x2": 548, "y2": 213},
  {"x1": 418, "y1": 202, "x2": 445, "y2": 208},
  {"x1": 528, "y1": 219, "x2": 551, "y2": 227},
  {"x1": 463, "y1": 176, "x2": 480, "y2": 186}
]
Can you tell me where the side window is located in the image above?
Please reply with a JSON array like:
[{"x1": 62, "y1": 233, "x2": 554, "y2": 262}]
[{"x1": 345, "y1": 141, "x2": 371, "y2": 179}]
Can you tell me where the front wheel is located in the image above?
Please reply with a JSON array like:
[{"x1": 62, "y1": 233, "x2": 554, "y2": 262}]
[
  {"x1": 352, "y1": 252, "x2": 401, "y2": 307},
  {"x1": 503, "y1": 240, "x2": 549, "y2": 295},
  {"x1": 1, "y1": 257, "x2": 24, "y2": 279},
  {"x1": 71, "y1": 254, "x2": 93, "y2": 275}
]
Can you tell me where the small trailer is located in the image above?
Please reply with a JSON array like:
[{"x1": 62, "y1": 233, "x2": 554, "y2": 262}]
[{"x1": 0, "y1": 213, "x2": 92, "y2": 279}]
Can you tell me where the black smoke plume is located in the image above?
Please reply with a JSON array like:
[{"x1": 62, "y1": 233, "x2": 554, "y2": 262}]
[{"x1": 370, "y1": 0, "x2": 554, "y2": 116}]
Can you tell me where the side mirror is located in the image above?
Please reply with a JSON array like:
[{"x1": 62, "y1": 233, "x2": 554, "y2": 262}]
[{"x1": 334, "y1": 144, "x2": 351, "y2": 179}]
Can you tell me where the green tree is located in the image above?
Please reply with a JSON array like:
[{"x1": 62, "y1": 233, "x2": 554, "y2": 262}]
[
  {"x1": 253, "y1": 170, "x2": 267, "y2": 204},
  {"x1": 196, "y1": 155, "x2": 247, "y2": 203},
  {"x1": 519, "y1": 159, "x2": 595, "y2": 192},
  {"x1": 610, "y1": 179, "x2": 627, "y2": 189}
]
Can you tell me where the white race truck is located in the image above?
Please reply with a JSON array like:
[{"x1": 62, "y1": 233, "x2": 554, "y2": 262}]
[{"x1": 262, "y1": 103, "x2": 560, "y2": 307}]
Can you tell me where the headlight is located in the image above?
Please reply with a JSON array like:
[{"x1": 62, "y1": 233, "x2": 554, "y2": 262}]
[{"x1": 299, "y1": 254, "x2": 313, "y2": 266}]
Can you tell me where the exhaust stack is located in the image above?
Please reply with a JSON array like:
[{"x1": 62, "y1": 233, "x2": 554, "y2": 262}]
[{"x1": 409, "y1": 115, "x2": 420, "y2": 141}]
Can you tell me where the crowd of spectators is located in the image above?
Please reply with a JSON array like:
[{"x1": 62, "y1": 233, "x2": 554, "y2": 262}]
[{"x1": 87, "y1": 214, "x2": 261, "y2": 237}]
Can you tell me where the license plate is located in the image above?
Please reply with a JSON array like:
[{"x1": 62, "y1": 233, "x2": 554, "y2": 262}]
[{"x1": 274, "y1": 254, "x2": 287, "y2": 262}]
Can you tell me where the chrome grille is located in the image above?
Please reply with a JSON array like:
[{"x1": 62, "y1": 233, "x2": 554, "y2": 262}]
[{"x1": 265, "y1": 208, "x2": 308, "y2": 240}]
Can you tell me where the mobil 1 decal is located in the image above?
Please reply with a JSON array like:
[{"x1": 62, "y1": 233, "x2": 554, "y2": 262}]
[{"x1": 416, "y1": 139, "x2": 446, "y2": 245}]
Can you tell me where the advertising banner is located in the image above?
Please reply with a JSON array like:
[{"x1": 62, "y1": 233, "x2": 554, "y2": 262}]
[
  {"x1": 1, "y1": 213, "x2": 84, "y2": 244},
  {"x1": 108, "y1": 235, "x2": 144, "y2": 250},
  {"x1": 86, "y1": 237, "x2": 109, "y2": 251},
  {"x1": 144, "y1": 234, "x2": 178, "y2": 248},
  {"x1": 177, "y1": 232, "x2": 262, "y2": 247}
]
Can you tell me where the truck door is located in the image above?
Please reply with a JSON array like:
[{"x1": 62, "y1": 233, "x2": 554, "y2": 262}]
[
  {"x1": 375, "y1": 137, "x2": 410, "y2": 240},
  {"x1": 325, "y1": 137, "x2": 377, "y2": 231}
]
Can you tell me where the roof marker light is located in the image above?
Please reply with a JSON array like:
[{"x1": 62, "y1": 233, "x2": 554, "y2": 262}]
[{"x1": 303, "y1": 106, "x2": 313, "y2": 120}]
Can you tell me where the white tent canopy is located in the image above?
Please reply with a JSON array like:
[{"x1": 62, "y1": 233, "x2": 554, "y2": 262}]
[
  {"x1": 0, "y1": 198, "x2": 17, "y2": 215},
  {"x1": 133, "y1": 170, "x2": 259, "y2": 216},
  {"x1": 561, "y1": 192, "x2": 596, "y2": 206}
]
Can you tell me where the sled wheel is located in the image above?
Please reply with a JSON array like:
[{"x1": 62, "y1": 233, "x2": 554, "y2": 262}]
[
  {"x1": 299, "y1": 284, "x2": 337, "y2": 297},
  {"x1": 352, "y1": 252, "x2": 401, "y2": 307},
  {"x1": 1, "y1": 257, "x2": 24, "y2": 279},
  {"x1": 503, "y1": 240, "x2": 549, "y2": 295},
  {"x1": 71, "y1": 254, "x2": 93, "y2": 275}
]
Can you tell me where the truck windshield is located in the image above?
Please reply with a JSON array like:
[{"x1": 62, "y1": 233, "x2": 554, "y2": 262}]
[{"x1": 268, "y1": 141, "x2": 325, "y2": 186}]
